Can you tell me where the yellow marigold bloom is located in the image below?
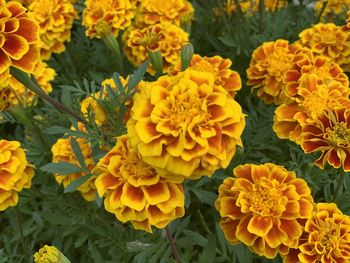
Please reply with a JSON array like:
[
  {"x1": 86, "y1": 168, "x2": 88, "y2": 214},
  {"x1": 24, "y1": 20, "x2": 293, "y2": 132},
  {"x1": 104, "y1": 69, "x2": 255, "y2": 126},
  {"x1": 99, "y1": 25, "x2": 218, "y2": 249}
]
[
  {"x1": 284, "y1": 203, "x2": 350, "y2": 263},
  {"x1": 215, "y1": 163, "x2": 314, "y2": 259},
  {"x1": 170, "y1": 54, "x2": 242, "y2": 97},
  {"x1": 28, "y1": 0, "x2": 77, "y2": 60},
  {"x1": 6, "y1": 60, "x2": 55, "y2": 106},
  {"x1": 0, "y1": 140, "x2": 35, "y2": 211},
  {"x1": 34, "y1": 245, "x2": 70, "y2": 263},
  {"x1": 302, "y1": 107, "x2": 350, "y2": 171},
  {"x1": 298, "y1": 23, "x2": 350, "y2": 72},
  {"x1": 284, "y1": 54, "x2": 349, "y2": 99},
  {"x1": 124, "y1": 23, "x2": 188, "y2": 74},
  {"x1": 224, "y1": 0, "x2": 287, "y2": 16},
  {"x1": 314, "y1": 0, "x2": 350, "y2": 20},
  {"x1": 127, "y1": 69, "x2": 245, "y2": 181},
  {"x1": 273, "y1": 75, "x2": 350, "y2": 144},
  {"x1": 0, "y1": 0, "x2": 40, "y2": 83},
  {"x1": 51, "y1": 123, "x2": 97, "y2": 201},
  {"x1": 94, "y1": 135, "x2": 185, "y2": 233},
  {"x1": 82, "y1": 0, "x2": 134, "y2": 38},
  {"x1": 135, "y1": 0, "x2": 193, "y2": 26},
  {"x1": 247, "y1": 40, "x2": 305, "y2": 105}
]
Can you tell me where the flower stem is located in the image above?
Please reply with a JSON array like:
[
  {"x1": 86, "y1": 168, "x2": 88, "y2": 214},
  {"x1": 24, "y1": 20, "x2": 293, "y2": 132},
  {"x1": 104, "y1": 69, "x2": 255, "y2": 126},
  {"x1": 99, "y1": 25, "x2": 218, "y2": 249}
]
[
  {"x1": 102, "y1": 32, "x2": 125, "y2": 76},
  {"x1": 15, "y1": 206, "x2": 27, "y2": 257},
  {"x1": 332, "y1": 171, "x2": 347, "y2": 202},
  {"x1": 165, "y1": 226, "x2": 181, "y2": 263},
  {"x1": 316, "y1": 1, "x2": 328, "y2": 23},
  {"x1": 10, "y1": 67, "x2": 85, "y2": 123},
  {"x1": 259, "y1": 0, "x2": 265, "y2": 34}
]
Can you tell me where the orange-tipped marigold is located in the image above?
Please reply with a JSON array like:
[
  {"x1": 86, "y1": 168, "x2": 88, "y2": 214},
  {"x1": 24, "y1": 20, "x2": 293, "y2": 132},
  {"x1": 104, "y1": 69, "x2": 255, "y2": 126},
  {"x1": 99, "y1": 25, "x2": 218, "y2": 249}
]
[
  {"x1": 0, "y1": 139, "x2": 35, "y2": 211},
  {"x1": 51, "y1": 123, "x2": 97, "y2": 201},
  {"x1": 94, "y1": 135, "x2": 185, "y2": 233},
  {"x1": 28, "y1": 0, "x2": 77, "y2": 60},
  {"x1": 298, "y1": 23, "x2": 350, "y2": 72},
  {"x1": 314, "y1": 0, "x2": 350, "y2": 20},
  {"x1": 127, "y1": 69, "x2": 245, "y2": 181},
  {"x1": 302, "y1": 107, "x2": 350, "y2": 171},
  {"x1": 170, "y1": 54, "x2": 242, "y2": 97},
  {"x1": 215, "y1": 163, "x2": 314, "y2": 259},
  {"x1": 284, "y1": 203, "x2": 350, "y2": 263},
  {"x1": 0, "y1": 0, "x2": 40, "y2": 81},
  {"x1": 82, "y1": 0, "x2": 134, "y2": 38}
]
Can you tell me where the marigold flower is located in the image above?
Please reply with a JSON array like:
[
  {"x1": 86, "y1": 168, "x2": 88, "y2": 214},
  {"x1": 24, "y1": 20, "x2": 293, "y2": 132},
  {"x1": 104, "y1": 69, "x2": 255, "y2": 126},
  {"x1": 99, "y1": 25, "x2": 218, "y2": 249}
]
[
  {"x1": 284, "y1": 54, "x2": 349, "y2": 99},
  {"x1": 5, "y1": 60, "x2": 56, "y2": 107},
  {"x1": 284, "y1": 203, "x2": 350, "y2": 263},
  {"x1": 0, "y1": 139, "x2": 35, "y2": 211},
  {"x1": 51, "y1": 123, "x2": 96, "y2": 201},
  {"x1": 302, "y1": 107, "x2": 350, "y2": 171},
  {"x1": 0, "y1": 0, "x2": 40, "y2": 81},
  {"x1": 215, "y1": 163, "x2": 314, "y2": 259},
  {"x1": 314, "y1": 0, "x2": 350, "y2": 20},
  {"x1": 273, "y1": 75, "x2": 350, "y2": 144},
  {"x1": 94, "y1": 135, "x2": 185, "y2": 233},
  {"x1": 127, "y1": 69, "x2": 245, "y2": 181},
  {"x1": 170, "y1": 54, "x2": 242, "y2": 97},
  {"x1": 124, "y1": 23, "x2": 188, "y2": 74},
  {"x1": 223, "y1": 0, "x2": 287, "y2": 16},
  {"x1": 247, "y1": 40, "x2": 305, "y2": 105},
  {"x1": 135, "y1": 0, "x2": 193, "y2": 26},
  {"x1": 298, "y1": 23, "x2": 350, "y2": 72},
  {"x1": 82, "y1": 0, "x2": 134, "y2": 38},
  {"x1": 28, "y1": 0, "x2": 77, "y2": 60},
  {"x1": 34, "y1": 245, "x2": 70, "y2": 263}
]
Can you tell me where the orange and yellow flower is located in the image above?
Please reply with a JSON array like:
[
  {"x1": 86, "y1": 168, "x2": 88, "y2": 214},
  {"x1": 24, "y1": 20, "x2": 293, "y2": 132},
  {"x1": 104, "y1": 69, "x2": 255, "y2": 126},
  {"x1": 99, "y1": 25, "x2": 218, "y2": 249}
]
[
  {"x1": 302, "y1": 107, "x2": 350, "y2": 171},
  {"x1": 247, "y1": 40, "x2": 306, "y2": 105},
  {"x1": 224, "y1": 0, "x2": 287, "y2": 16},
  {"x1": 127, "y1": 69, "x2": 245, "y2": 181},
  {"x1": 273, "y1": 75, "x2": 350, "y2": 144},
  {"x1": 314, "y1": 0, "x2": 350, "y2": 20},
  {"x1": 215, "y1": 163, "x2": 314, "y2": 259},
  {"x1": 0, "y1": 0, "x2": 40, "y2": 84},
  {"x1": 28, "y1": 0, "x2": 77, "y2": 60},
  {"x1": 34, "y1": 245, "x2": 70, "y2": 263},
  {"x1": 284, "y1": 203, "x2": 350, "y2": 263},
  {"x1": 94, "y1": 135, "x2": 185, "y2": 233},
  {"x1": 170, "y1": 54, "x2": 242, "y2": 97},
  {"x1": 51, "y1": 123, "x2": 96, "y2": 201},
  {"x1": 0, "y1": 139, "x2": 35, "y2": 211},
  {"x1": 82, "y1": 0, "x2": 134, "y2": 38},
  {"x1": 135, "y1": 0, "x2": 193, "y2": 26},
  {"x1": 298, "y1": 23, "x2": 350, "y2": 72},
  {"x1": 124, "y1": 23, "x2": 188, "y2": 74}
]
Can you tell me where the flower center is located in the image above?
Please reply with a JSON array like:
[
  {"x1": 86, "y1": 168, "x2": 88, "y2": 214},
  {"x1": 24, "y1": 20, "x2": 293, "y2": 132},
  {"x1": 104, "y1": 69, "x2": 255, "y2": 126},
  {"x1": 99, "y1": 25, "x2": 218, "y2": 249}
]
[
  {"x1": 95, "y1": 21, "x2": 111, "y2": 37},
  {"x1": 266, "y1": 48, "x2": 294, "y2": 80},
  {"x1": 316, "y1": 220, "x2": 341, "y2": 253},
  {"x1": 192, "y1": 60, "x2": 215, "y2": 75},
  {"x1": 125, "y1": 151, "x2": 155, "y2": 178},
  {"x1": 324, "y1": 122, "x2": 350, "y2": 147},
  {"x1": 139, "y1": 32, "x2": 161, "y2": 47}
]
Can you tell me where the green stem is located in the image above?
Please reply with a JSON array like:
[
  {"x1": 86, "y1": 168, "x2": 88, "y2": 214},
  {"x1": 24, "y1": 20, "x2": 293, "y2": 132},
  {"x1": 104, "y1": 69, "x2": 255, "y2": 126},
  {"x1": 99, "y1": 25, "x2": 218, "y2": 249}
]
[
  {"x1": 332, "y1": 171, "x2": 347, "y2": 202},
  {"x1": 15, "y1": 206, "x2": 27, "y2": 257},
  {"x1": 10, "y1": 67, "x2": 85, "y2": 123},
  {"x1": 259, "y1": 0, "x2": 265, "y2": 34},
  {"x1": 147, "y1": 49, "x2": 163, "y2": 78},
  {"x1": 316, "y1": 1, "x2": 328, "y2": 23},
  {"x1": 102, "y1": 32, "x2": 125, "y2": 76},
  {"x1": 232, "y1": 0, "x2": 243, "y2": 19},
  {"x1": 165, "y1": 226, "x2": 181, "y2": 263}
]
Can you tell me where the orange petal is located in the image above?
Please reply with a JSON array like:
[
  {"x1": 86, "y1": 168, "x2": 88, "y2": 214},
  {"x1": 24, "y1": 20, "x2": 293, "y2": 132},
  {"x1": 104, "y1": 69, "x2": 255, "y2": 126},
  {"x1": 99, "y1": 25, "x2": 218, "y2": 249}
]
[
  {"x1": 247, "y1": 215, "x2": 273, "y2": 237},
  {"x1": 121, "y1": 183, "x2": 146, "y2": 211},
  {"x1": 16, "y1": 18, "x2": 39, "y2": 44},
  {"x1": 2, "y1": 34, "x2": 29, "y2": 60},
  {"x1": 141, "y1": 182, "x2": 170, "y2": 205},
  {"x1": 12, "y1": 45, "x2": 39, "y2": 72},
  {"x1": 0, "y1": 51, "x2": 11, "y2": 74},
  {"x1": 236, "y1": 215, "x2": 259, "y2": 246}
]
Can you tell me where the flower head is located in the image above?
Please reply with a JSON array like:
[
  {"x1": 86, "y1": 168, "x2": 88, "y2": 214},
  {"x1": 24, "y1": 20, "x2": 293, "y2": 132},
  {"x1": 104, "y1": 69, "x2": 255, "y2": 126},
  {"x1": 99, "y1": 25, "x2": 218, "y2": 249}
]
[
  {"x1": 284, "y1": 203, "x2": 350, "y2": 263},
  {"x1": 94, "y1": 135, "x2": 185, "y2": 233},
  {"x1": 82, "y1": 0, "x2": 134, "y2": 38},
  {"x1": 273, "y1": 75, "x2": 350, "y2": 144},
  {"x1": 0, "y1": 0, "x2": 40, "y2": 81},
  {"x1": 0, "y1": 139, "x2": 35, "y2": 211},
  {"x1": 298, "y1": 23, "x2": 350, "y2": 71},
  {"x1": 28, "y1": 0, "x2": 77, "y2": 60},
  {"x1": 247, "y1": 40, "x2": 306, "y2": 105},
  {"x1": 127, "y1": 69, "x2": 245, "y2": 181},
  {"x1": 215, "y1": 163, "x2": 314, "y2": 259},
  {"x1": 302, "y1": 107, "x2": 350, "y2": 171},
  {"x1": 34, "y1": 245, "x2": 70, "y2": 263},
  {"x1": 170, "y1": 54, "x2": 242, "y2": 97},
  {"x1": 124, "y1": 23, "x2": 188, "y2": 74},
  {"x1": 314, "y1": 0, "x2": 350, "y2": 20},
  {"x1": 224, "y1": 0, "x2": 287, "y2": 16},
  {"x1": 51, "y1": 123, "x2": 97, "y2": 201}
]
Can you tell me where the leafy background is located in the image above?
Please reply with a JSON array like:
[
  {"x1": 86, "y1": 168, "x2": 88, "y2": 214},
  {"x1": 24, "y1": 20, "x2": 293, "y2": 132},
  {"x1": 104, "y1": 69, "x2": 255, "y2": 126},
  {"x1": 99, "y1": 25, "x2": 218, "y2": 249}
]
[{"x1": 1, "y1": 0, "x2": 349, "y2": 262}]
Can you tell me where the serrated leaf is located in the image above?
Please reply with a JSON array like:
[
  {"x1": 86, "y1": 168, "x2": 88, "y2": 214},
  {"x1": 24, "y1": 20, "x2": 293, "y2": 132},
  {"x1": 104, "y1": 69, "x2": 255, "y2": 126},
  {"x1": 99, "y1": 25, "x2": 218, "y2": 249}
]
[
  {"x1": 198, "y1": 236, "x2": 216, "y2": 263},
  {"x1": 64, "y1": 173, "x2": 93, "y2": 193},
  {"x1": 44, "y1": 126, "x2": 69, "y2": 134},
  {"x1": 41, "y1": 161, "x2": 85, "y2": 175},
  {"x1": 70, "y1": 138, "x2": 88, "y2": 170},
  {"x1": 127, "y1": 61, "x2": 148, "y2": 91}
]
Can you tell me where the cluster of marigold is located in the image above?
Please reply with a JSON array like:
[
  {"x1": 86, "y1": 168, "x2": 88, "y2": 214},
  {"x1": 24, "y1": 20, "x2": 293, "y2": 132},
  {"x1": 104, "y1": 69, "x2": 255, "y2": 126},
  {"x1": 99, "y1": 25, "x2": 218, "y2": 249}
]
[{"x1": 228, "y1": 11, "x2": 350, "y2": 263}]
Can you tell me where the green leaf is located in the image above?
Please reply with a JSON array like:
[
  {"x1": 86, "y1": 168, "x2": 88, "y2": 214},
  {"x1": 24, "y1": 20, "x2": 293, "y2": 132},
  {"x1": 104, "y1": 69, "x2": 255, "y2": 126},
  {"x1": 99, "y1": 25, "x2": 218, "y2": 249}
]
[
  {"x1": 70, "y1": 138, "x2": 88, "y2": 171},
  {"x1": 198, "y1": 236, "x2": 216, "y2": 263},
  {"x1": 44, "y1": 126, "x2": 69, "y2": 134},
  {"x1": 127, "y1": 61, "x2": 148, "y2": 91},
  {"x1": 40, "y1": 161, "x2": 85, "y2": 175},
  {"x1": 64, "y1": 174, "x2": 93, "y2": 193}
]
